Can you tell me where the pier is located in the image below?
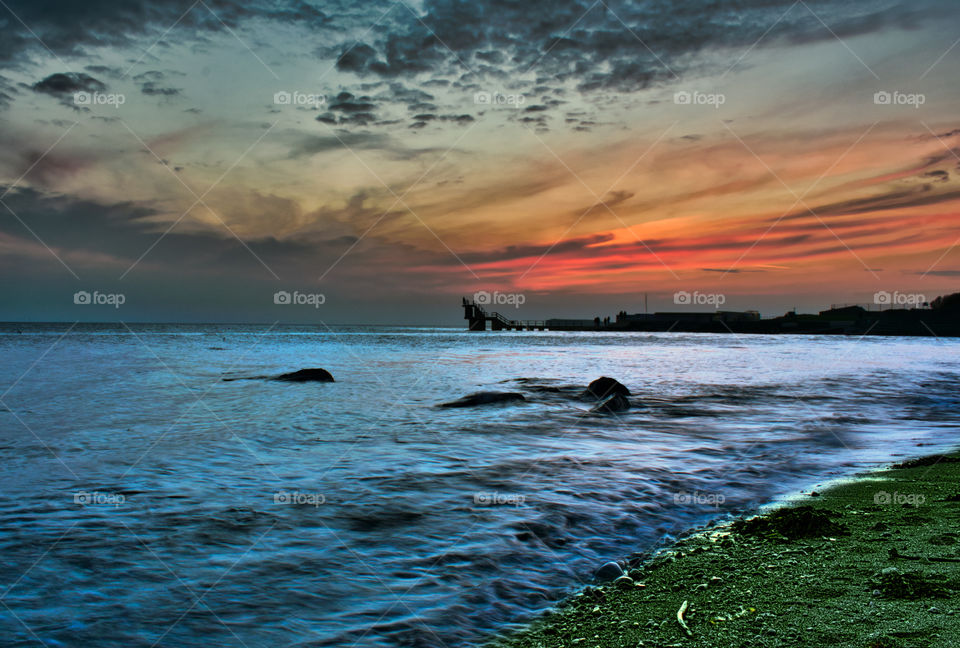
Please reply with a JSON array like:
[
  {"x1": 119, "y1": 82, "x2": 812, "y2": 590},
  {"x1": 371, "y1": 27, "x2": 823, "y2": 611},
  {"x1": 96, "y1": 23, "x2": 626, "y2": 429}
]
[
  {"x1": 462, "y1": 298, "x2": 546, "y2": 331},
  {"x1": 461, "y1": 294, "x2": 960, "y2": 336}
]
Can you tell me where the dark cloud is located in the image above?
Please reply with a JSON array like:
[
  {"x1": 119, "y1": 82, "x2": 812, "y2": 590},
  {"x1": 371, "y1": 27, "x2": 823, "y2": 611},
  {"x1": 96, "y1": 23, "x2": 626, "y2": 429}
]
[
  {"x1": 782, "y1": 185, "x2": 960, "y2": 220},
  {"x1": 438, "y1": 113, "x2": 473, "y2": 124},
  {"x1": 140, "y1": 83, "x2": 181, "y2": 96},
  {"x1": 334, "y1": 32, "x2": 447, "y2": 77},
  {"x1": 288, "y1": 130, "x2": 449, "y2": 160},
  {"x1": 133, "y1": 70, "x2": 183, "y2": 97},
  {"x1": 327, "y1": 0, "x2": 940, "y2": 98},
  {"x1": 32, "y1": 72, "x2": 105, "y2": 97},
  {"x1": 0, "y1": 75, "x2": 16, "y2": 110},
  {"x1": 329, "y1": 96, "x2": 377, "y2": 112},
  {"x1": 408, "y1": 112, "x2": 474, "y2": 129},
  {"x1": 457, "y1": 233, "x2": 615, "y2": 264},
  {"x1": 0, "y1": 0, "x2": 329, "y2": 67}
]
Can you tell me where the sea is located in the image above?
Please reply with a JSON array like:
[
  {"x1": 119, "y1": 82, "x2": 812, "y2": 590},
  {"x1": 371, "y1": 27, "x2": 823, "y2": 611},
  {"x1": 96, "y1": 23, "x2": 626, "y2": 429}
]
[{"x1": 1, "y1": 323, "x2": 958, "y2": 647}]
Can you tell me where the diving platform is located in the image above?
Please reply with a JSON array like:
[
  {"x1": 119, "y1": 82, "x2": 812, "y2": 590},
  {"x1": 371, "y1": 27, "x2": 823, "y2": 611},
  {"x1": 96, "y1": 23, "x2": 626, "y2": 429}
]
[{"x1": 462, "y1": 297, "x2": 546, "y2": 331}]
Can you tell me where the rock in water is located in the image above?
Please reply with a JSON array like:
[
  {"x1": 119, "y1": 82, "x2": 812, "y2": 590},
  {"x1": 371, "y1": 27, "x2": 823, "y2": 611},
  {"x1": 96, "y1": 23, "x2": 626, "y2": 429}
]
[
  {"x1": 274, "y1": 368, "x2": 335, "y2": 382},
  {"x1": 591, "y1": 393, "x2": 630, "y2": 413},
  {"x1": 595, "y1": 561, "x2": 624, "y2": 582},
  {"x1": 584, "y1": 376, "x2": 630, "y2": 399},
  {"x1": 440, "y1": 392, "x2": 526, "y2": 408}
]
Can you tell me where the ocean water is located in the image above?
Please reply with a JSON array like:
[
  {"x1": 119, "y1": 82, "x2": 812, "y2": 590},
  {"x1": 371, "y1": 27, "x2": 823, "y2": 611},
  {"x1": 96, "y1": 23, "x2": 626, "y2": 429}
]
[{"x1": 1, "y1": 324, "x2": 959, "y2": 647}]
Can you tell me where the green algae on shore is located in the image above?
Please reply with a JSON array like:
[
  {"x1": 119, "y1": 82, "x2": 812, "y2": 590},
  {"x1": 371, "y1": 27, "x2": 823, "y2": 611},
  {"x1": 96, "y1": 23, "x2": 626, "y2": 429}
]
[{"x1": 490, "y1": 454, "x2": 960, "y2": 648}]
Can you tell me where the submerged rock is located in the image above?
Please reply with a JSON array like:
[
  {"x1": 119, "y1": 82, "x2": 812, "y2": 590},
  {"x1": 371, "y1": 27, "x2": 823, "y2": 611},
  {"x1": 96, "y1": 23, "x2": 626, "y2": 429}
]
[
  {"x1": 590, "y1": 393, "x2": 631, "y2": 413},
  {"x1": 274, "y1": 368, "x2": 335, "y2": 382},
  {"x1": 440, "y1": 392, "x2": 526, "y2": 408},
  {"x1": 584, "y1": 377, "x2": 630, "y2": 399},
  {"x1": 584, "y1": 377, "x2": 631, "y2": 412}
]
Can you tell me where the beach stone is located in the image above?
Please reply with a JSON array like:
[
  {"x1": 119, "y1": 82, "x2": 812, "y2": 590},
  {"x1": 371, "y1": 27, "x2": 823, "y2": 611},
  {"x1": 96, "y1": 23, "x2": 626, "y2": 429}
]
[
  {"x1": 584, "y1": 376, "x2": 630, "y2": 399},
  {"x1": 440, "y1": 392, "x2": 526, "y2": 408},
  {"x1": 613, "y1": 575, "x2": 634, "y2": 590},
  {"x1": 595, "y1": 561, "x2": 624, "y2": 582},
  {"x1": 590, "y1": 393, "x2": 630, "y2": 413},
  {"x1": 274, "y1": 368, "x2": 334, "y2": 382}
]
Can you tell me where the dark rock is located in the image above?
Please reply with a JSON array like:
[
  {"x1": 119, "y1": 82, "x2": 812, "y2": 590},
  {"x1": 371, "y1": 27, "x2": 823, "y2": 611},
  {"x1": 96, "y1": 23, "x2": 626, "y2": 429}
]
[
  {"x1": 439, "y1": 392, "x2": 526, "y2": 408},
  {"x1": 584, "y1": 376, "x2": 630, "y2": 399},
  {"x1": 590, "y1": 393, "x2": 631, "y2": 413},
  {"x1": 595, "y1": 561, "x2": 624, "y2": 582},
  {"x1": 274, "y1": 368, "x2": 335, "y2": 382}
]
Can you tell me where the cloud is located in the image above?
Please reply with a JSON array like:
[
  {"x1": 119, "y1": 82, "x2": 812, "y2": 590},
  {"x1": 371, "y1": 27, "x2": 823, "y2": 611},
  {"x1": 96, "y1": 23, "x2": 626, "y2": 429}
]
[
  {"x1": 132, "y1": 70, "x2": 183, "y2": 97},
  {"x1": 329, "y1": 91, "x2": 376, "y2": 113},
  {"x1": 328, "y1": 0, "x2": 940, "y2": 99},
  {"x1": 32, "y1": 72, "x2": 106, "y2": 104},
  {"x1": 0, "y1": 0, "x2": 329, "y2": 67},
  {"x1": 456, "y1": 233, "x2": 615, "y2": 265},
  {"x1": 0, "y1": 75, "x2": 16, "y2": 110},
  {"x1": 287, "y1": 130, "x2": 448, "y2": 161}
]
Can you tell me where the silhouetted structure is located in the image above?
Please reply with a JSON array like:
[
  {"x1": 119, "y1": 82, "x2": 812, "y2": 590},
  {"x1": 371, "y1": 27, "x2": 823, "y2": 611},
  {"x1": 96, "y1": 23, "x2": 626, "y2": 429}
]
[
  {"x1": 462, "y1": 298, "x2": 546, "y2": 331},
  {"x1": 461, "y1": 293, "x2": 960, "y2": 337}
]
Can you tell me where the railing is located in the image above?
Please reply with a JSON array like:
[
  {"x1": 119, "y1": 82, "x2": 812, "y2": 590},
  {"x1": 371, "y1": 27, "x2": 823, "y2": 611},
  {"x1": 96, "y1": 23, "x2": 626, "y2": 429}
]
[{"x1": 463, "y1": 298, "x2": 545, "y2": 329}]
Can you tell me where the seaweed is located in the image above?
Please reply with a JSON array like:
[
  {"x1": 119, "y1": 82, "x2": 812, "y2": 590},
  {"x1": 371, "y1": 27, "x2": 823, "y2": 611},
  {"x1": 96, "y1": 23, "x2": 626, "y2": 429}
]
[
  {"x1": 732, "y1": 505, "x2": 849, "y2": 541},
  {"x1": 873, "y1": 568, "x2": 949, "y2": 600}
]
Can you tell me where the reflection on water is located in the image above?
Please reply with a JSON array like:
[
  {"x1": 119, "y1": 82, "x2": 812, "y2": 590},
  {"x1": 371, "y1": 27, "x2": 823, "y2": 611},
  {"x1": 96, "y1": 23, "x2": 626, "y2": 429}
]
[{"x1": 1, "y1": 324, "x2": 959, "y2": 647}]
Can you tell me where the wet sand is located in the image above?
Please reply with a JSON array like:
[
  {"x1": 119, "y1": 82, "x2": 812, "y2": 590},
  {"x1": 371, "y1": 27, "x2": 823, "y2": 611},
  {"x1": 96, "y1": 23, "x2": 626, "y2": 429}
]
[{"x1": 491, "y1": 453, "x2": 960, "y2": 647}]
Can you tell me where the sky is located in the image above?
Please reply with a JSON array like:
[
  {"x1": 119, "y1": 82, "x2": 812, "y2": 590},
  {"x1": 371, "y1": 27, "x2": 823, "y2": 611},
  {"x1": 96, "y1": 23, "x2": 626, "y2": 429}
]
[{"x1": 1, "y1": 0, "x2": 959, "y2": 323}]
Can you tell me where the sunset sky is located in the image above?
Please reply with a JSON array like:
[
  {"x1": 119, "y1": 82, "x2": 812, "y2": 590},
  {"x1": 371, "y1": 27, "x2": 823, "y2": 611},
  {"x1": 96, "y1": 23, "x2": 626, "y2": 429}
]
[{"x1": 1, "y1": 0, "x2": 959, "y2": 322}]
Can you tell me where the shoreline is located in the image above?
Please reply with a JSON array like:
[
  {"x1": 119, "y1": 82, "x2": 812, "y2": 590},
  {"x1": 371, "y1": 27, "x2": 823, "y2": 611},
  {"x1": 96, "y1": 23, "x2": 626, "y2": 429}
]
[{"x1": 489, "y1": 452, "x2": 960, "y2": 647}]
